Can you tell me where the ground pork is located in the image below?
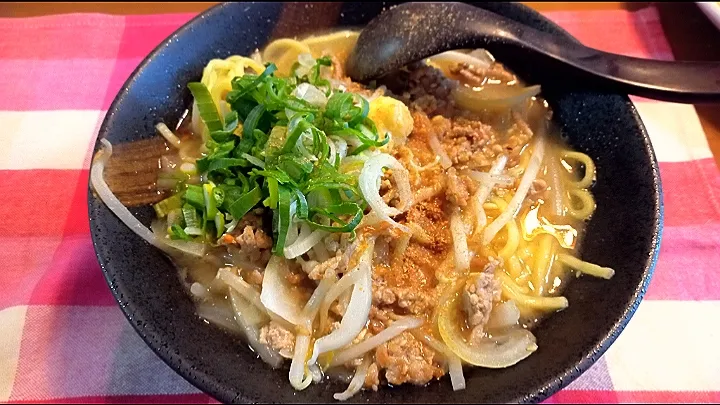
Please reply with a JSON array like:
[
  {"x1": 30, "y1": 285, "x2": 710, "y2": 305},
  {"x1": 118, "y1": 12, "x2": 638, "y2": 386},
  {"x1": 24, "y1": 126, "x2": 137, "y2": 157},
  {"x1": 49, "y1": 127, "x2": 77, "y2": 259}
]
[
  {"x1": 371, "y1": 279, "x2": 438, "y2": 315},
  {"x1": 242, "y1": 269, "x2": 264, "y2": 286},
  {"x1": 449, "y1": 61, "x2": 517, "y2": 86},
  {"x1": 365, "y1": 362, "x2": 380, "y2": 390},
  {"x1": 374, "y1": 331, "x2": 444, "y2": 386},
  {"x1": 259, "y1": 321, "x2": 295, "y2": 359},
  {"x1": 527, "y1": 178, "x2": 549, "y2": 203},
  {"x1": 299, "y1": 254, "x2": 342, "y2": 281},
  {"x1": 462, "y1": 257, "x2": 502, "y2": 338},
  {"x1": 384, "y1": 63, "x2": 457, "y2": 116},
  {"x1": 223, "y1": 225, "x2": 273, "y2": 265}
]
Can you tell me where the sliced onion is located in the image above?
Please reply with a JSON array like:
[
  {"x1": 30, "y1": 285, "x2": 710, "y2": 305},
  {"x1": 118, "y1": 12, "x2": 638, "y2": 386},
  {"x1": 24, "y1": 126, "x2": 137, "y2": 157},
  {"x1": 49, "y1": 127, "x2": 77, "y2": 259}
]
[
  {"x1": 468, "y1": 49, "x2": 496, "y2": 64},
  {"x1": 260, "y1": 256, "x2": 306, "y2": 326},
  {"x1": 331, "y1": 317, "x2": 423, "y2": 366},
  {"x1": 453, "y1": 84, "x2": 542, "y2": 113},
  {"x1": 429, "y1": 134, "x2": 452, "y2": 169},
  {"x1": 330, "y1": 136, "x2": 348, "y2": 163},
  {"x1": 483, "y1": 137, "x2": 545, "y2": 245},
  {"x1": 309, "y1": 240, "x2": 374, "y2": 366},
  {"x1": 92, "y1": 140, "x2": 205, "y2": 258},
  {"x1": 295, "y1": 53, "x2": 315, "y2": 77},
  {"x1": 285, "y1": 226, "x2": 329, "y2": 259},
  {"x1": 333, "y1": 356, "x2": 370, "y2": 401},
  {"x1": 298, "y1": 52, "x2": 315, "y2": 67},
  {"x1": 292, "y1": 82, "x2": 328, "y2": 108},
  {"x1": 155, "y1": 122, "x2": 182, "y2": 148},
  {"x1": 438, "y1": 282, "x2": 537, "y2": 368},
  {"x1": 486, "y1": 300, "x2": 521, "y2": 330},
  {"x1": 359, "y1": 154, "x2": 412, "y2": 232},
  {"x1": 229, "y1": 291, "x2": 284, "y2": 369},
  {"x1": 470, "y1": 155, "x2": 508, "y2": 234},
  {"x1": 226, "y1": 246, "x2": 265, "y2": 273},
  {"x1": 428, "y1": 50, "x2": 493, "y2": 75},
  {"x1": 150, "y1": 220, "x2": 206, "y2": 257},
  {"x1": 196, "y1": 301, "x2": 242, "y2": 334},
  {"x1": 218, "y1": 268, "x2": 264, "y2": 312},
  {"x1": 191, "y1": 101, "x2": 205, "y2": 140}
]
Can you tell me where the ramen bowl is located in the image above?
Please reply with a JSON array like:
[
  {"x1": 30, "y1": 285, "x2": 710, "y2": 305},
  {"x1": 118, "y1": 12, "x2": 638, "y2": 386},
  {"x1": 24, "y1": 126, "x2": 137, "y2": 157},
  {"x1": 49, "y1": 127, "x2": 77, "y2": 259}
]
[{"x1": 88, "y1": 2, "x2": 663, "y2": 403}]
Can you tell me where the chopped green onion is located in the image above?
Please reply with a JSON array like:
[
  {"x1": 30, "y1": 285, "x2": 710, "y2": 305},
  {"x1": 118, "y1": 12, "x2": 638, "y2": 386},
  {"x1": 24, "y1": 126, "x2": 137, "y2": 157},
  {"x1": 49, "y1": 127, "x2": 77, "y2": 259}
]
[
  {"x1": 203, "y1": 183, "x2": 218, "y2": 219},
  {"x1": 185, "y1": 226, "x2": 204, "y2": 236},
  {"x1": 214, "y1": 212, "x2": 226, "y2": 238},
  {"x1": 224, "y1": 111, "x2": 239, "y2": 132},
  {"x1": 169, "y1": 224, "x2": 191, "y2": 240},
  {"x1": 307, "y1": 202, "x2": 363, "y2": 233},
  {"x1": 226, "y1": 184, "x2": 262, "y2": 221},
  {"x1": 293, "y1": 188, "x2": 309, "y2": 219},
  {"x1": 182, "y1": 203, "x2": 201, "y2": 229},
  {"x1": 266, "y1": 177, "x2": 279, "y2": 209},
  {"x1": 243, "y1": 104, "x2": 266, "y2": 140},
  {"x1": 207, "y1": 158, "x2": 247, "y2": 174},
  {"x1": 272, "y1": 185, "x2": 292, "y2": 255},
  {"x1": 166, "y1": 208, "x2": 184, "y2": 228},
  {"x1": 185, "y1": 185, "x2": 205, "y2": 210},
  {"x1": 187, "y1": 82, "x2": 223, "y2": 133},
  {"x1": 161, "y1": 56, "x2": 404, "y2": 252},
  {"x1": 153, "y1": 193, "x2": 184, "y2": 218}
]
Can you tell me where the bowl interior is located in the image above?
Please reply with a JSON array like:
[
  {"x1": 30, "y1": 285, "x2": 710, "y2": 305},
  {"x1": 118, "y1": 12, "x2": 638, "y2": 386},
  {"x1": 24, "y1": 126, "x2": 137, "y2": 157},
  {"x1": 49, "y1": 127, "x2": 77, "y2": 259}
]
[{"x1": 89, "y1": 2, "x2": 662, "y2": 403}]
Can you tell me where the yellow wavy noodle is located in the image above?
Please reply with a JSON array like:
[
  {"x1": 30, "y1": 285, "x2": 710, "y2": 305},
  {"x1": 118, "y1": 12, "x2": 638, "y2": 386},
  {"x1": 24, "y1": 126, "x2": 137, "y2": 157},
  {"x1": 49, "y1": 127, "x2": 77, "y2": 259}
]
[
  {"x1": 532, "y1": 233, "x2": 558, "y2": 296},
  {"x1": 567, "y1": 187, "x2": 596, "y2": 221},
  {"x1": 498, "y1": 272, "x2": 568, "y2": 313},
  {"x1": 561, "y1": 150, "x2": 596, "y2": 189},
  {"x1": 301, "y1": 30, "x2": 359, "y2": 60},
  {"x1": 262, "y1": 38, "x2": 312, "y2": 76},
  {"x1": 486, "y1": 196, "x2": 520, "y2": 261},
  {"x1": 263, "y1": 31, "x2": 360, "y2": 78},
  {"x1": 506, "y1": 255, "x2": 523, "y2": 280},
  {"x1": 557, "y1": 253, "x2": 615, "y2": 279}
]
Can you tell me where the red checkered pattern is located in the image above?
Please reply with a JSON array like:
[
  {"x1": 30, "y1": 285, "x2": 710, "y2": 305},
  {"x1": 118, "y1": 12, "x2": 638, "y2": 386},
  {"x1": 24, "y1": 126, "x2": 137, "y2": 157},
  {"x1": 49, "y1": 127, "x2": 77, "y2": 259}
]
[{"x1": 1, "y1": 7, "x2": 718, "y2": 404}]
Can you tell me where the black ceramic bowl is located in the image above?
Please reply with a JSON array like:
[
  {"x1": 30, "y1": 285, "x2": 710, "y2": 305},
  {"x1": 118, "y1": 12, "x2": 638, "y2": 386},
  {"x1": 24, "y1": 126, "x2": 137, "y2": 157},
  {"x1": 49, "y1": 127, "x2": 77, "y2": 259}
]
[{"x1": 88, "y1": 2, "x2": 663, "y2": 403}]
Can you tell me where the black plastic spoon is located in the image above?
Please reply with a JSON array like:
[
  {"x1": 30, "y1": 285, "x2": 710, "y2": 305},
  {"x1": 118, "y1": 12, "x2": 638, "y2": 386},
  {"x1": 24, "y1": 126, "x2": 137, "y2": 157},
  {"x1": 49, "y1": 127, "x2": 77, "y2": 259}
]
[{"x1": 346, "y1": 2, "x2": 720, "y2": 104}]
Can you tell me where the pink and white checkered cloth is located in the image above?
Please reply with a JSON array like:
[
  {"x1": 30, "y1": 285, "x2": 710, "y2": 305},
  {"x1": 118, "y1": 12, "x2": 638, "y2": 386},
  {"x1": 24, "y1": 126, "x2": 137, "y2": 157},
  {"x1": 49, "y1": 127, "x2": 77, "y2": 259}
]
[{"x1": 1, "y1": 7, "x2": 719, "y2": 404}]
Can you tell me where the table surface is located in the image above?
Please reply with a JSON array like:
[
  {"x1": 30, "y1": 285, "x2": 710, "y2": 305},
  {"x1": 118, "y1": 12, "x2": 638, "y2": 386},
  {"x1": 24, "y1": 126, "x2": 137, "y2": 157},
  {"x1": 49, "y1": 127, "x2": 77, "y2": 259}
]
[{"x1": 2, "y1": 1, "x2": 718, "y2": 168}]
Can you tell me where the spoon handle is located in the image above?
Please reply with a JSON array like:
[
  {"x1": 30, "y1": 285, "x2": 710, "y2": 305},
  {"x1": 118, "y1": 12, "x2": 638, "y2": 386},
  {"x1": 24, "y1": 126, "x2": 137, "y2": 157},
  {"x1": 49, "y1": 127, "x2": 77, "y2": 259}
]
[{"x1": 500, "y1": 20, "x2": 720, "y2": 103}]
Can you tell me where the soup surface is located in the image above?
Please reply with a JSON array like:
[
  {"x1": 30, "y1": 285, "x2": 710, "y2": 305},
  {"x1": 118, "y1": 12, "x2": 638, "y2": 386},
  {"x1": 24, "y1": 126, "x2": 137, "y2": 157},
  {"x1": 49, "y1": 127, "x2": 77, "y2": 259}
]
[{"x1": 91, "y1": 29, "x2": 614, "y2": 401}]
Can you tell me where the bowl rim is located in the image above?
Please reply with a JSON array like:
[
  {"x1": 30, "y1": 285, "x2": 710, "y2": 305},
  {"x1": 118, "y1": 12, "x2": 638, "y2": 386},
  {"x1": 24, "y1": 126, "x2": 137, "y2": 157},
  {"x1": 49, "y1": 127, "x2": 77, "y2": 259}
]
[{"x1": 89, "y1": 2, "x2": 664, "y2": 403}]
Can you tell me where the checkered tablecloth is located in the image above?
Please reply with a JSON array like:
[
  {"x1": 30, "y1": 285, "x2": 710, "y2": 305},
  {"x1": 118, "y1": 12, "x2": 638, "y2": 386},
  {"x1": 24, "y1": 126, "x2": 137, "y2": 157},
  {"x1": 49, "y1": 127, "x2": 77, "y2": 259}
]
[{"x1": 1, "y1": 6, "x2": 719, "y2": 404}]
